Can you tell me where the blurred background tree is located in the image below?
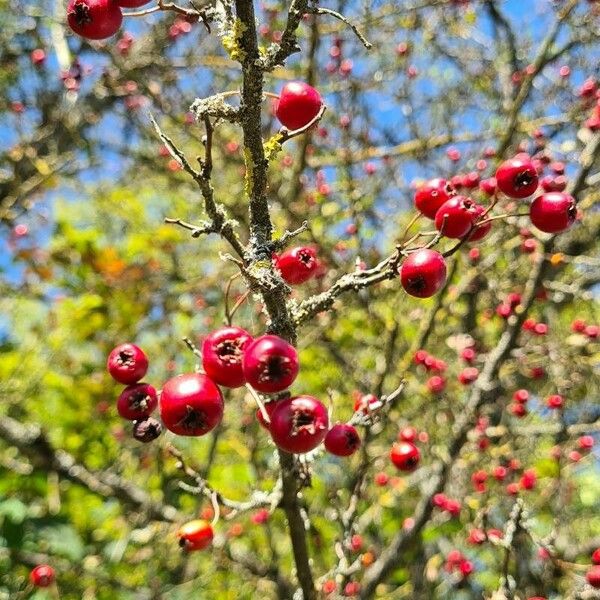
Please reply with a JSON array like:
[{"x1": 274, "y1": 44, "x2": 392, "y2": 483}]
[{"x1": 1, "y1": 0, "x2": 600, "y2": 598}]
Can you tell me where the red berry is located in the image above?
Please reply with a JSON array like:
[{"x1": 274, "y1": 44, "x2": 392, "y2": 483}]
[
  {"x1": 117, "y1": 383, "x2": 158, "y2": 420},
  {"x1": 479, "y1": 177, "x2": 497, "y2": 196},
  {"x1": 269, "y1": 395, "x2": 329, "y2": 453},
  {"x1": 461, "y1": 347, "x2": 476, "y2": 363},
  {"x1": 434, "y1": 196, "x2": 478, "y2": 238},
  {"x1": 458, "y1": 367, "x2": 479, "y2": 385},
  {"x1": 510, "y1": 403, "x2": 528, "y2": 418},
  {"x1": 520, "y1": 469, "x2": 537, "y2": 490},
  {"x1": 177, "y1": 519, "x2": 213, "y2": 551},
  {"x1": 322, "y1": 580, "x2": 336, "y2": 594},
  {"x1": 592, "y1": 548, "x2": 600, "y2": 565},
  {"x1": 349, "y1": 534, "x2": 363, "y2": 551},
  {"x1": 586, "y1": 566, "x2": 600, "y2": 588},
  {"x1": 30, "y1": 565, "x2": 55, "y2": 588},
  {"x1": 202, "y1": 326, "x2": 253, "y2": 388},
  {"x1": 585, "y1": 325, "x2": 600, "y2": 339},
  {"x1": 275, "y1": 82, "x2": 323, "y2": 130},
  {"x1": 414, "y1": 178, "x2": 456, "y2": 219},
  {"x1": 344, "y1": 582, "x2": 361, "y2": 596},
  {"x1": 159, "y1": 373, "x2": 224, "y2": 436},
  {"x1": 324, "y1": 423, "x2": 361, "y2": 456},
  {"x1": 506, "y1": 482, "x2": 520, "y2": 495},
  {"x1": 242, "y1": 335, "x2": 299, "y2": 393},
  {"x1": 427, "y1": 375, "x2": 446, "y2": 394},
  {"x1": 578, "y1": 435, "x2": 594, "y2": 450},
  {"x1": 495, "y1": 157, "x2": 539, "y2": 198},
  {"x1": 521, "y1": 238, "x2": 538, "y2": 254},
  {"x1": 275, "y1": 246, "x2": 319, "y2": 284},
  {"x1": 107, "y1": 343, "x2": 148, "y2": 384},
  {"x1": 445, "y1": 499, "x2": 461, "y2": 516},
  {"x1": 374, "y1": 472, "x2": 389, "y2": 486},
  {"x1": 400, "y1": 249, "x2": 447, "y2": 298},
  {"x1": 31, "y1": 49, "x2": 46, "y2": 65},
  {"x1": 390, "y1": 441, "x2": 420, "y2": 471},
  {"x1": 530, "y1": 192, "x2": 577, "y2": 233},
  {"x1": 513, "y1": 389, "x2": 529, "y2": 404},
  {"x1": 460, "y1": 560, "x2": 474, "y2": 577},
  {"x1": 571, "y1": 319, "x2": 586, "y2": 332},
  {"x1": 398, "y1": 426, "x2": 417, "y2": 443},
  {"x1": 546, "y1": 394, "x2": 563, "y2": 409},
  {"x1": 67, "y1": 0, "x2": 123, "y2": 40}
]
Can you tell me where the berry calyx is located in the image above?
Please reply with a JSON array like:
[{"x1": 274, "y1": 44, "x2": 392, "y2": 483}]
[
  {"x1": 107, "y1": 343, "x2": 148, "y2": 384},
  {"x1": 400, "y1": 249, "x2": 447, "y2": 298},
  {"x1": 201, "y1": 326, "x2": 253, "y2": 388},
  {"x1": 495, "y1": 157, "x2": 539, "y2": 198},
  {"x1": 30, "y1": 565, "x2": 55, "y2": 588},
  {"x1": 414, "y1": 178, "x2": 456, "y2": 219},
  {"x1": 269, "y1": 395, "x2": 329, "y2": 453},
  {"x1": 132, "y1": 417, "x2": 162, "y2": 443},
  {"x1": 242, "y1": 335, "x2": 299, "y2": 394},
  {"x1": 117, "y1": 383, "x2": 158, "y2": 420},
  {"x1": 159, "y1": 373, "x2": 224, "y2": 436},
  {"x1": 324, "y1": 423, "x2": 361, "y2": 456},
  {"x1": 177, "y1": 519, "x2": 214, "y2": 552},
  {"x1": 390, "y1": 441, "x2": 420, "y2": 471},
  {"x1": 434, "y1": 196, "x2": 479, "y2": 238},
  {"x1": 275, "y1": 82, "x2": 323, "y2": 130},
  {"x1": 67, "y1": 0, "x2": 123, "y2": 40},
  {"x1": 529, "y1": 192, "x2": 577, "y2": 233},
  {"x1": 275, "y1": 246, "x2": 319, "y2": 285}
]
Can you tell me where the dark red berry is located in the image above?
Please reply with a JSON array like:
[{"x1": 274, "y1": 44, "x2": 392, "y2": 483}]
[
  {"x1": 201, "y1": 326, "x2": 253, "y2": 388},
  {"x1": 400, "y1": 249, "x2": 447, "y2": 298},
  {"x1": 496, "y1": 157, "x2": 539, "y2": 198},
  {"x1": 107, "y1": 343, "x2": 148, "y2": 384},
  {"x1": 30, "y1": 565, "x2": 55, "y2": 588},
  {"x1": 275, "y1": 246, "x2": 319, "y2": 284},
  {"x1": 587, "y1": 566, "x2": 600, "y2": 588},
  {"x1": 269, "y1": 395, "x2": 329, "y2": 453},
  {"x1": 132, "y1": 417, "x2": 162, "y2": 442},
  {"x1": 159, "y1": 373, "x2": 223, "y2": 436},
  {"x1": 67, "y1": 0, "x2": 123, "y2": 40},
  {"x1": 530, "y1": 192, "x2": 577, "y2": 233},
  {"x1": 177, "y1": 520, "x2": 213, "y2": 551},
  {"x1": 390, "y1": 441, "x2": 420, "y2": 471},
  {"x1": 434, "y1": 196, "x2": 478, "y2": 238},
  {"x1": 324, "y1": 423, "x2": 361, "y2": 456},
  {"x1": 117, "y1": 383, "x2": 158, "y2": 420},
  {"x1": 275, "y1": 82, "x2": 323, "y2": 130},
  {"x1": 414, "y1": 178, "x2": 456, "y2": 219},
  {"x1": 242, "y1": 335, "x2": 299, "y2": 394}
]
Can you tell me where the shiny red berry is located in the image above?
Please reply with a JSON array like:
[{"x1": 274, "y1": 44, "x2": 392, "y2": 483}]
[
  {"x1": 242, "y1": 335, "x2": 299, "y2": 394},
  {"x1": 530, "y1": 192, "x2": 577, "y2": 233},
  {"x1": 275, "y1": 82, "x2": 323, "y2": 130},
  {"x1": 30, "y1": 565, "x2": 55, "y2": 588},
  {"x1": 275, "y1": 246, "x2": 318, "y2": 284},
  {"x1": 546, "y1": 394, "x2": 563, "y2": 409},
  {"x1": 269, "y1": 395, "x2": 329, "y2": 453},
  {"x1": 117, "y1": 383, "x2": 158, "y2": 420},
  {"x1": 324, "y1": 423, "x2": 361, "y2": 456},
  {"x1": 495, "y1": 157, "x2": 539, "y2": 198},
  {"x1": 390, "y1": 441, "x2": 420, "y2": 471},
  {"x1": 400, "y1": 249, "x2": 447, "y2": 298},
  {"x1": 434, "y1": 196, "x2": 478, "y2": 238},
  {"x1": 107, "y1": 343, "x2": 148, "y2": 384},
  {"x1": 202, "y1": 326, "x2": 253, "y2": 388},
  {"x1": 177, "y1": 519, "x2": 214, "y2": 551},
  {"x1": 414, "y1": 178, "x2": 456, "y2": 219},
  {"x1": 513, "y1": 389, "x2": 529, "y2": 404},
  {"x1": 159, "y1": 373, "x2": 223, "y2": 436},
  {"x1": 592, "y1": 548, "x2": 600, "y2": 565},
  {"x1": 67, "y1": 0, "x2": 123, "y2": 40}
]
